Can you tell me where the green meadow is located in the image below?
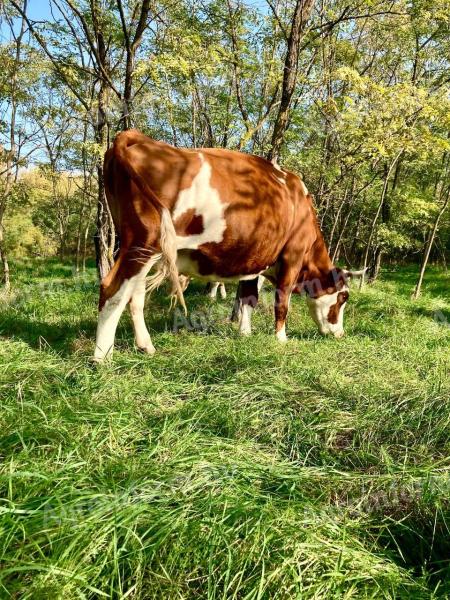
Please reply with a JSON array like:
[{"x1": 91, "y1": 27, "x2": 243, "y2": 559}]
[{"x1": 0, "y1": 260, "x2": 449, "y2": 599}]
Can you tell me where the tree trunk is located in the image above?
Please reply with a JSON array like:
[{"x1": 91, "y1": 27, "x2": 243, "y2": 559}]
[
  {"x1": 0, "y1": 216, "x2": 10, "y2": 291},
  {"x1": 368, "y1": 246, "x2": 383, "y2": 282},
  {"x1": 95, "y1": 158, "x2": 114, "y2": 279},
  {"x1": 268, "y1": 0, "x2": 315, "y2": 161},
  {"x1": 75, "y1": 196, "x2": 84, "y2": 273},
  {"x1": 117, "y1": 0, "x2": 151, "y2": 129},
  {"x1": 82, "y1": 224, "x2": 89, "y2": 272},
  {"x1": 94, "y1": 79, "x2": 115, "y2": 279},
  {"x1": 232, "y1": 0, "x2": 315, "y2": 315},
  {"x1": 412, "y1": 192, "x2": 449, "y2": 299},
  {"x1": 360, "y1": 150, "x2": 403, "y2": 288},
  {"x1": 0, "y1": 0, "x2": 27, "y2": 291}
]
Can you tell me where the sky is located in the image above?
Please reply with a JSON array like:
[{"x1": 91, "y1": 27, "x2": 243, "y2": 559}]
[{"x1": 28, "y1": 0, "x2": 53, "y2": 21}]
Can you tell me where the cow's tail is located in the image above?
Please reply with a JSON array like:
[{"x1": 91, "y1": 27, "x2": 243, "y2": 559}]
[{"x1": 112, "y1": 130, "x2": 186, "y2": 314}]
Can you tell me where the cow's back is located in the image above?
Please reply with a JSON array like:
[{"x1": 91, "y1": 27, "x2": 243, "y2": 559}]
[{"x1": 105, "y1": 134, "x2": 312, "y2": 280}]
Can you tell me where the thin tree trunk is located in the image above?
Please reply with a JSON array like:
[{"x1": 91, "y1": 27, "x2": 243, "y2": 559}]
[
  {"x1": 117, "y1": 0, "x2": 151, "y2": 129},
  {"x1": 360, "y1": 150, "x2": 403, "y2": 287},
  {"x1": 267, "y1": 0, "x2": 315, "y2": 161},
  {"x1": 0, "y1": 213, "x2": 10, "y2": 290},
  {"x1": 331, "y1": 205, "x2": 353, "y2": 264},
  {"x1": 76, "y1": 120, "x2": 90, "y2": 273},
  {"x1": 232, "y1": 0, "x2": 315, "y2": 316},
  {"x1": 369, "y1": 246, "x2": 383, "y2": 282},
  {"x1": 0, "y1": 0, "x2": 27, "y2": 291},
  {"x1": 412, "y1": 192, "x2": 449, "y2": 299},
  {"x1": 82, "y1": 224, "x2": 90, "y2": 272},
  {"x1": 94, "y1": 79, "x2": 114, "y2": 279},
  {"x1": 75, "y1": 196, "x2": 85, "y2": 273},
  {"x1": 328, "y1": 183, "x2": 350, "y2": 253}
]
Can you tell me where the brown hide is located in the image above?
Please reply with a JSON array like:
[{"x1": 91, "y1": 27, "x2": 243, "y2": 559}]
[{"x1": 104, "y1": 129, "x2": 344, "y2": 296}]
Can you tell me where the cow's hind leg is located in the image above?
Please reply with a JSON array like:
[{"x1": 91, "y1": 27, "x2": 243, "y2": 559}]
[
  {"x1": 129, "y1": 277, "x2": 155, "y2": 355},
  {"x1": 94, "y1": 251, "x2": 154, "y2": 362}
]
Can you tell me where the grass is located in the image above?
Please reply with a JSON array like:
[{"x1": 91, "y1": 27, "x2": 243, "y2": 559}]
[{"x1": 0, "y1": 258, "x2": 449, "y2": 599}]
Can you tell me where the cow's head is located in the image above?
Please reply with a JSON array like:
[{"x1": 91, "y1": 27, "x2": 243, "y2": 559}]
[
  {"x1": 305, "y1": 286, "x2": 349, "y2": 338},
  {"x1": 299, "y1": 268, "x2": 365, "y2": 338}
]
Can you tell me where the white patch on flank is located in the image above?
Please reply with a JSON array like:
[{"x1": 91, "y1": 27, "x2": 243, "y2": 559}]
[
  {"x1": 305, "y1": 286, "x2": 348, "y2": 338},
  {"x1": 239, "y1": 303, "x2": 253, "y2": 336},
  {"x1": 173, "y1": 153, "x2": 228, "y2": 250},
  {"x1": 276, "y1": 324, "x2": 287, "y2": 343}
]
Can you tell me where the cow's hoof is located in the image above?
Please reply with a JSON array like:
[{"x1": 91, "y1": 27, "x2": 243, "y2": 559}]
[
  {"x1": 138, "y1": 344, "x2": 156, "y2": 355},
  {"x1": 91, "y1": 356, "x2": 109, "y2": 366},
  {"x1": 276, "y1": 331, "x2": 288, "y2": 343}
]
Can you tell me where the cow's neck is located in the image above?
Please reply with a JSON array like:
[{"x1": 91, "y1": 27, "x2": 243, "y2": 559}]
[
  {"x1": 308, "y1": 229, "x2": 334, "y2": 279},
  {"x1": 298, "y1": 218, "x2": 339, "y2": 295}
]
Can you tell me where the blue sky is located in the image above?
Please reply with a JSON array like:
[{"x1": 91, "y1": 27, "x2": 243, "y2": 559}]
[{"x1": 28, "y1": 0, "x2": 53, "y2": 21}]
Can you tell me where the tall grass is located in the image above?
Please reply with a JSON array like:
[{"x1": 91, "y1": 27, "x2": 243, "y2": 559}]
[{"x1": 0, "y1": 259, "x2": 449, "y2": 598}]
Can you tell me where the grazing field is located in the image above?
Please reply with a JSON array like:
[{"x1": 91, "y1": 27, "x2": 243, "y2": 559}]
[{"x1": 0, "y1": 259, "x2": 449, "y2": 599}]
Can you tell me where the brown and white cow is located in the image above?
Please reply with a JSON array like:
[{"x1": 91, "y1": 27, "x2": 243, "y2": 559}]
[{"x1": 94, "y1": 129, "x2": 362, "y2": 361}]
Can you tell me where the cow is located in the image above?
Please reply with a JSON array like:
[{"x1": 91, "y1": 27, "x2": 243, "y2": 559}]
[{"x1": 94, "y1": 129, "x2": 363, "y2": 362}]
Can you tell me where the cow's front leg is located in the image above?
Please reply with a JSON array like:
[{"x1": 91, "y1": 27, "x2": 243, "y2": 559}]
[
  {"x1": 274, "y1": 270, "x2": 297, "y2": 343},
  {"x1": 208, "y1": 282, "x2": 220, "y2": 299},
  {"x1": 238, "y1": 278, "x2": 260, "y2": 336}
]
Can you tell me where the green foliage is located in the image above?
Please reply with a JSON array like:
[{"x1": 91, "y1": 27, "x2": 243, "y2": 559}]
[
  {"x1": 4, "y1": 211, "x2": 52, "y2": 257},
  {"x1": 2, "y1": 0, "x2": 449, "y2": 273}
]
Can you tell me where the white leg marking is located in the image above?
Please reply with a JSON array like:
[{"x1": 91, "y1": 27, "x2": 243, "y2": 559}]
[
  {"x1": 239, "y1": 303, "x2": 253, "y2": 336},
  {"x1": 219, "y1": 283, "x2": 227, "y2": 299},
  {"x1": 257, "y1": 276, "x2": 264, "y2": 292},
  {"x1": 94, "y1": 278, "x2": 136, "y2": 362},
  {"x1": 209, "y1": 282, "x2": 220, "y2": 299},
  {"x1": 94, "y1": 260, "x2": 155, "y2": 362},
  {"x1": 129, "y1": 278, "x2": 155, "y2": 354},
  {"x1": 276, "y1": 324, "x2": 288, "y2": 343}
]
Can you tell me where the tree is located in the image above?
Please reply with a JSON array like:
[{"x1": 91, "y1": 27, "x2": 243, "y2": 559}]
[{"x1": 0, "y1": 0, "x2": 28, "y2": 290}]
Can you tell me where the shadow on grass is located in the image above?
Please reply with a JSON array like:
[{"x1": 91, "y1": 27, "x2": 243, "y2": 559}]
[
  {"x1": 376, "y1": 512, "x2": 450, "y2": 594},
  {"x1": 2, "y1": 265, "x2": 448, "y2": 356},
  {"x1": 0, "y1": 312, "x2": 97, "y2": 354},
  {"x1": 380, "y1": 265, "x2": 449, "y2": 299},
  {"x1": 0, "y1": 280, "x2": 237, "y2": 356},
  {"x1": 9, "y1": 257, "x2": 96, "y2": 282}
]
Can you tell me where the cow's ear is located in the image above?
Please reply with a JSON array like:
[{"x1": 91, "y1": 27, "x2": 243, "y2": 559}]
[{"x1": 342, "y1": 267, "x2": 367, "y2": 279}]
